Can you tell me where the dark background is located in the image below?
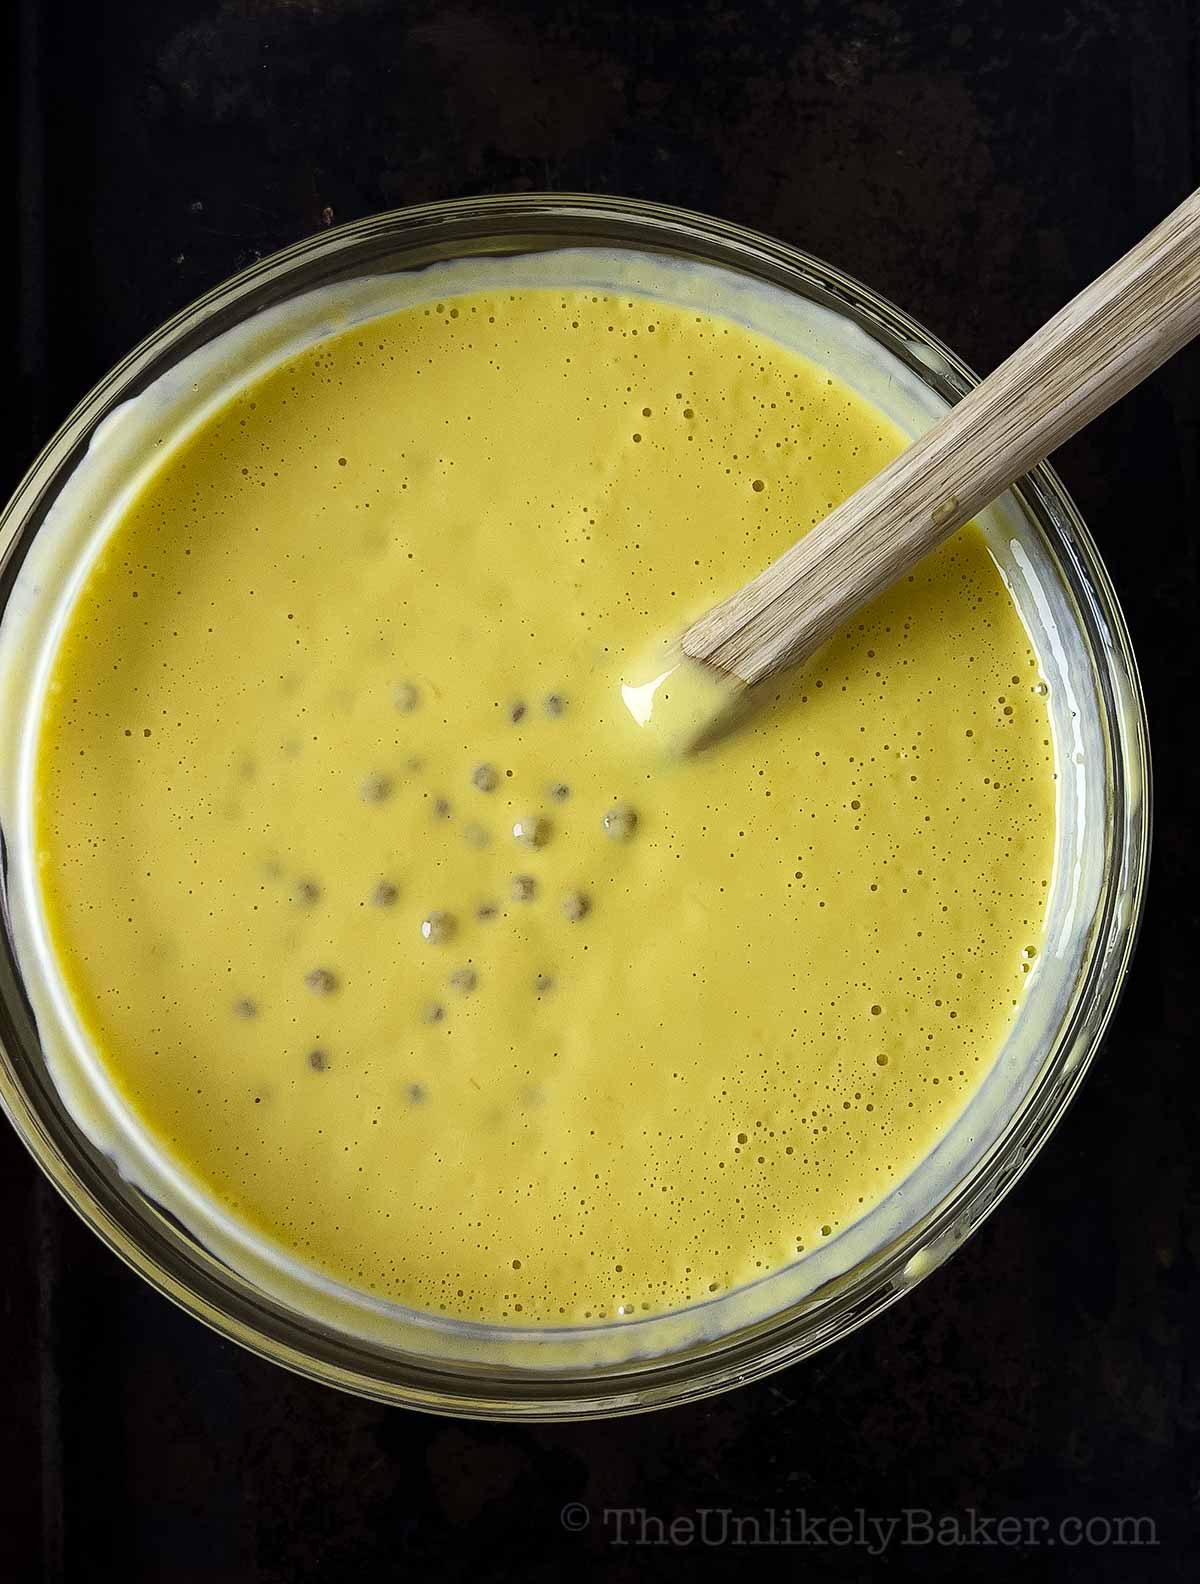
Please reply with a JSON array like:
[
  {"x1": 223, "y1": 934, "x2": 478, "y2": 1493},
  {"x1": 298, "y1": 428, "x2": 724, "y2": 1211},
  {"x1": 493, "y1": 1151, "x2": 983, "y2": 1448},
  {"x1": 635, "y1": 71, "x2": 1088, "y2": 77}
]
[{"x1": 4, "y1": 1, "x2": 1198, "y2": 1579}]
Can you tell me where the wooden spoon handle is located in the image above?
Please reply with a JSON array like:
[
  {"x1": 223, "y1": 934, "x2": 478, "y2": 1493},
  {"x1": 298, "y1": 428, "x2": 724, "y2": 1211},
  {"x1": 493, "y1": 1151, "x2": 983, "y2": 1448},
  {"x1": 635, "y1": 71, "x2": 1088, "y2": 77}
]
[{"x1": 683, "y1": 186, "x2": 1200, "y2": 686}]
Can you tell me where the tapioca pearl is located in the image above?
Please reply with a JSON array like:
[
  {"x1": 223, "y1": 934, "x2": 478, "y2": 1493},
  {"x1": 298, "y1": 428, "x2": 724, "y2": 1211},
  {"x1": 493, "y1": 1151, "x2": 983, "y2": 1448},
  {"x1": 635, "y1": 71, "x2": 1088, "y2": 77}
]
[
  {"x1": 544, "y1": 693, "x2": 567, "y2": 718},
  {"x1": 361, "y1": 772, "x2": 393, "y2": 803},
  {"x1": 463, "y1": 823, "x2": 490, "y2": 849},
  {"x1": 432, "y1": 796, "x2": 453, "y2": 820},
  {"x1": 602, "y1": 803, "x2": 638, "y2": 841},
  {"x1": 471, "y1": 762, "x2": 499, "y2": 793},
  {"x1": 422, "y1": 1003, "x2": 445, "y2": 1026},
  {"x1": 420, "y1": 911, "x2": 457, "y2": 944},
  {"x1": 476, "y1": 900, "x2": 500, "y2": 921},
  {"x1": 294, "y1": 877, "x2": 322, "y2": 906},
  {"x1": 370, "y1": 880, "x2": 399, "y2": 907},
  {"x1": 448, "y1": 966, "x2": 478, "y2": 994},
  {"x1": 232, "y1": 997, "x2": 258, "y2": 1019},
  {"x1": 508, "y1": 700, "x2": 527, "y2": 724},
  {"x1": 307, "y1": 1048, "x2": 329, "y2": 1072},
  {"x1": 561, "y1": 889, "x2": 590, "y2": 922},
  {"x1": 304, "y1": 967, "x2": 339, "y2": 995},
  {"x1": 548, "y1": 782, "x2": 571, "y2": 802},
  {"x1": 535, "y1": 973, "x2": 555, "y2": 996},
  {"x1": 510, "y1": 874, "x2": 537, "y2": 903},
  {"x1": 512, "y1": 815, "x2": 550, "y2": 848},
  {"x1": 395, "y1": 681, "x2": 420, "y2": 713}
]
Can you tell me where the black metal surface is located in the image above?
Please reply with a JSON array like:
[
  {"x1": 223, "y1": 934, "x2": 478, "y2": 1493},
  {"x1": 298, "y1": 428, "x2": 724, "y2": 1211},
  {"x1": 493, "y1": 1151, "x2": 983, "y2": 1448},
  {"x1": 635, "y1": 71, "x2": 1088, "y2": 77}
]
[{"x1": 5, "y1": 2, "x2": 1198, "y2": 1578}]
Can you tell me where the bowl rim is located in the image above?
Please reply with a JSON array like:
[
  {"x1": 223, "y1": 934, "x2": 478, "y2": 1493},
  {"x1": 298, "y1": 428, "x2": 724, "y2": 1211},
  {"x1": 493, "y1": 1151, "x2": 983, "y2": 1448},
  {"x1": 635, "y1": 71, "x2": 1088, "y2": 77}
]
[{"x1": 0, "y1": 191, "x2": 1152, "y2": 1418}]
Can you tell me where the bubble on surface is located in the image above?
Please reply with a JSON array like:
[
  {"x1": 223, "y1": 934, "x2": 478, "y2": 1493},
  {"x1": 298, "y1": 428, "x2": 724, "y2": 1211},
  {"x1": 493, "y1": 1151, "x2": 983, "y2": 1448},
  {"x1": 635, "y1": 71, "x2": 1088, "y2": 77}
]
[
  {"x1": 512, "y1": 815, "x2": 551, "y2": 849},
  {"x1": 561, "y1": 889, "x2": 591, "y2": 922},
  {"x1": 360, "y1": 772, "x2": 393, "y2": 804},
  {"x1": 602, "y1": 804, "x2": 638, "y2": 842},
  {"x1": 420, "y1": 912, "x2": 456, "y2": 945}
]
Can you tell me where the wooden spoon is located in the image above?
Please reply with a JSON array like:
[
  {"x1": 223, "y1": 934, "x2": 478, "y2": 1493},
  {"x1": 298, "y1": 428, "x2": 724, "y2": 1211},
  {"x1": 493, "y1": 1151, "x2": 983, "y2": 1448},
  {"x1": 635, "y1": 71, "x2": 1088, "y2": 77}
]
[{"x1": 627, "y1": 187, "x2": 1200, "y2": 753}]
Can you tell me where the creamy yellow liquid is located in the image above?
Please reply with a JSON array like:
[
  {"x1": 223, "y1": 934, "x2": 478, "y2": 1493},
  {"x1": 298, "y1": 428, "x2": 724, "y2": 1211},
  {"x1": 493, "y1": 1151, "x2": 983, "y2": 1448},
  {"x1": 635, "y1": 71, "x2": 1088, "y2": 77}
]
[{"x1": 35, "y1": 287, "x2": 1055, "y2": 1324}]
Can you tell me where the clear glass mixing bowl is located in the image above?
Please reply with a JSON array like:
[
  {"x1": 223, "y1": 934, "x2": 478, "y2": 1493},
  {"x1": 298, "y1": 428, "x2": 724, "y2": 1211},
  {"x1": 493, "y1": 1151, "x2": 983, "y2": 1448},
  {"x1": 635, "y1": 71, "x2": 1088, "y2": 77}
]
[{"x1": 0, "y1": 195, "x2": 1150, "y2": 1418}]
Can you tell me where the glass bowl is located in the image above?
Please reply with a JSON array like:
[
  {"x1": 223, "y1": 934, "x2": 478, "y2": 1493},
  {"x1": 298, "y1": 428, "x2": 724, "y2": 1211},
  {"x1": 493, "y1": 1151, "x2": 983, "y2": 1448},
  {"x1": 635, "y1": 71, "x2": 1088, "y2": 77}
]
[{"x1": 0, "y1": 195, "x2": 1150, "y2": 1419}]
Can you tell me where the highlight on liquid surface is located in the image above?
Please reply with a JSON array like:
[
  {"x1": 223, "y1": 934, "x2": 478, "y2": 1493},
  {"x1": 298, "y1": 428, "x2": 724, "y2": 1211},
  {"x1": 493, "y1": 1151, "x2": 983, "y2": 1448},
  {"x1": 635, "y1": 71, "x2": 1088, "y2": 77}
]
[{"x1": 34, "y1": 285, "x2": 1056, "y2": 1324}]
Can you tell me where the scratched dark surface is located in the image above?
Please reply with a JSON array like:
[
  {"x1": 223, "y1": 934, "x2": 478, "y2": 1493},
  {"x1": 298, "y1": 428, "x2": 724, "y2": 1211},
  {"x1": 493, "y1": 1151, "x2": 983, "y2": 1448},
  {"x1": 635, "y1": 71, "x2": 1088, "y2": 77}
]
[{"x1": 4, "y1": 1, "x2": 1198, "y2": 1579}]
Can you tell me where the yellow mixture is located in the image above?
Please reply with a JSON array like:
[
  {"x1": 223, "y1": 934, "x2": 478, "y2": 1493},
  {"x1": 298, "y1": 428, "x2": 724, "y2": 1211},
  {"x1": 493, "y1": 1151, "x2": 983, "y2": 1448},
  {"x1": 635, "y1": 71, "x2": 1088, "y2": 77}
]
[{"x1": 35, "y1": 287, "x2": 1055, "y2": 1324}]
